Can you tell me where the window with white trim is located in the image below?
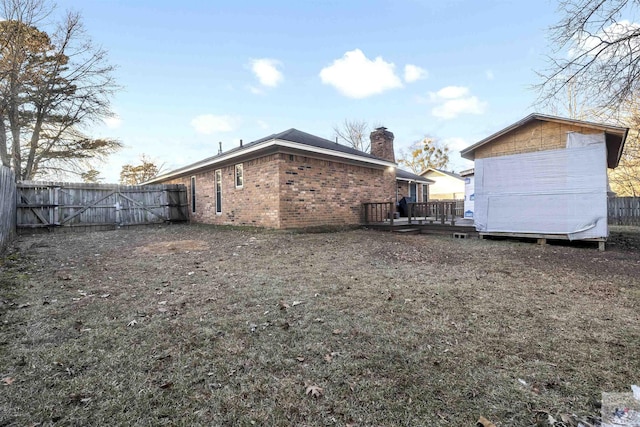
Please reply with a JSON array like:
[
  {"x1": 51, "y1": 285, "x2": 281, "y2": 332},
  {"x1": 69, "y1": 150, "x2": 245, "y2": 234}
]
[
  {"x1": 190, "y1": 176, "x2": 196, "y2": 213},
  {"x1": 235, "y1": 164, "x2": 244, "y2": 189},
  {"x1": 215, "y1": 169, "x2": 222, "y2": 214}
]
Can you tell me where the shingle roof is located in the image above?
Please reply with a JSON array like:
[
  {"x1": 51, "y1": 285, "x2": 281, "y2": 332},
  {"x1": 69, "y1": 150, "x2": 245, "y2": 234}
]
[
  {"x1": 273, "y1": 129, "x2": 383, "y2": 160},
  {"x1": 146, "y1": 128, "x2": 394, "y2": 183},
  {"x1": 396, "y1": 168, "x2": 434, "y2": 184}
]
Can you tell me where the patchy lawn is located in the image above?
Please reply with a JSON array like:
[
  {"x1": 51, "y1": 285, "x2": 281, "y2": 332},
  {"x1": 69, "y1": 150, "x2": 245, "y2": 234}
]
[{"x1": 1, "y1": 224, "x2": 639, "y2": 426}]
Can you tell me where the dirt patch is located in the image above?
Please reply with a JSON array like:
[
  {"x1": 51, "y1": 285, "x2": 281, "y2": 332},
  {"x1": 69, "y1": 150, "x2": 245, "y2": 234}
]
[
  {"x1": 136, "y1": 239, "x2": 210, "y2": 254},
  {"x1": 1, "y1": 224, "x2": 639, "y2": 426}
]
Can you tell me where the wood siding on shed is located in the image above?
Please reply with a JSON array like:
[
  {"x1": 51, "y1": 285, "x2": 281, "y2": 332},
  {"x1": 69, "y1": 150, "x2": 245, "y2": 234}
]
[{"x1": 473, "y1": 120, "x2": 603, "y2": 160}]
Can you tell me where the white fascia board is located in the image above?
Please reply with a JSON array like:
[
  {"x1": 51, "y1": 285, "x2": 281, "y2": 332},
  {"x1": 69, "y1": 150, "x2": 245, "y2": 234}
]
[
  {"x1": 145, "y1": 138, "x2": 395, "y2": 184},
  {"x1": 396, "y1": 177, "x2": 431, "y2": 184}
]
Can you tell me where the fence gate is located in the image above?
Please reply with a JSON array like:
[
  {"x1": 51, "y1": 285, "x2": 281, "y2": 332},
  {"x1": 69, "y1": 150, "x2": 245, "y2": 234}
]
[{"x1": 17, "y1": 181, "x2": 188, "y2": 231}]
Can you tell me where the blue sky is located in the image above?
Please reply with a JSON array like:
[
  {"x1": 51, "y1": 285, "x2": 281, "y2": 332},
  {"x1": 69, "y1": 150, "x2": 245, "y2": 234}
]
[{"x1": 55, "y1": 0, "x2": 560, "y2": 182}]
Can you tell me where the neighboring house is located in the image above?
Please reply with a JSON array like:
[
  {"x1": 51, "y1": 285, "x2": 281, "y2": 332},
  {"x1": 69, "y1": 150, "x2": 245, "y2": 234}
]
[
  {"x1": 146, "y1": 127, "x2": 430, "y2": 229},
  {"x1": 419, "y1": 168, "x2": 465, "y2": 200},
  {"x1": 460, "y1": 113, "x2": 628, "y2": 242},
  {"x1": 459, "y1": 168, "x2": 474, "y2": 219}
]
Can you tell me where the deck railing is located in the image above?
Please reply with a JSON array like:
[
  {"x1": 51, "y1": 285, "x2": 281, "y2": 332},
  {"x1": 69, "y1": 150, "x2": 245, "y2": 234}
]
[
  {"x1": 362, "y1": 202, "x2": 395, "y2": 225},
  {"x1": 407, "y1": 201, "x2": 462, "y2": 225}
]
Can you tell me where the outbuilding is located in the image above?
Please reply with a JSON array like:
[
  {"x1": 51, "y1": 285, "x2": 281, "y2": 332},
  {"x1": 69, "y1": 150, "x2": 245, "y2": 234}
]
[{"x1": 460, "y1": 113, "x2": 628, "y2": 247}]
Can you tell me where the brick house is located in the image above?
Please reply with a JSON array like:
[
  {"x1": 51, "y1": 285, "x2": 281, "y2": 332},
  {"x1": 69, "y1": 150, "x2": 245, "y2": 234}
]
[
  {"x1": 146, "y1": 127, "x2": 430, "y2": 229},
  {"x1": 460, "y1": 113, "x2": 628, "y2": 243}
]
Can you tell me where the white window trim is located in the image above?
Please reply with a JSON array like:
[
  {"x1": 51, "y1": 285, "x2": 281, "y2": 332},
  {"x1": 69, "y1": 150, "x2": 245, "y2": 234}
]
[
  {"x1": 190, "y1": 176, "x2": 196, "y2": 213},
  {"x1": 215, "y1": 169, "x2": 222, "y2": 215},
  {"x1": 235, "y1": 164, "x2": 244, "y2": 189}
]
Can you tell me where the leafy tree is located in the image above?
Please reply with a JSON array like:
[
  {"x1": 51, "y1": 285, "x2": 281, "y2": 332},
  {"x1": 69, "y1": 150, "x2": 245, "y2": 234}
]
[
  {"x1": 537, "y1": 0, "x2": 640, "y2": 111},
  {"x1": 80, "y1": 169, "x2": 103, "y2": 183},
  {"x1": 333, "y1": 119, "x2": 372, "y2": 153},
  {"x1": 120, "y1": 155, "x2": 163, "y2": 185},
  {"x1": 0, "y1": 0, "x2": 121, "y2": 180},
  {"x1": 397, "y1": 137, "x2": 450, "y2": 174}
]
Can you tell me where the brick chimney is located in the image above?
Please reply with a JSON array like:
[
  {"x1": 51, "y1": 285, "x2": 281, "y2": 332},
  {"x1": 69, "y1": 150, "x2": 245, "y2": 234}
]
[{"x1": 370, "y1": 127, "x2": 395, "y2": 163}]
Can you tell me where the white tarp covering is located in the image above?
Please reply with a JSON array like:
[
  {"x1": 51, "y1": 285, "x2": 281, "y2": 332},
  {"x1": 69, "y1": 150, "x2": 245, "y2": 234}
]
[
  {"x1": 474, "y1": 132, "x2": 608, "y2": 240},
  {"x1": 464, "y1": 175, "x2": 475, "y2": 218}
]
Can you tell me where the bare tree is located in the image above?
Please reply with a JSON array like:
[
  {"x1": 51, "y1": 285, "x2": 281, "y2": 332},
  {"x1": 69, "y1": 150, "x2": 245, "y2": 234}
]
[
  {"x1": 0, "y1": 0, "x2": 121, "y2": 180},
  {"x1": 397, "y1": 137, "x2": 450, "y2": 174},
  {"x1": 333, "y1": 119, "x2": 371, "y2": 153},
  {"x1": 537, "y1": 0, "x2": 640, "y2": 111}
]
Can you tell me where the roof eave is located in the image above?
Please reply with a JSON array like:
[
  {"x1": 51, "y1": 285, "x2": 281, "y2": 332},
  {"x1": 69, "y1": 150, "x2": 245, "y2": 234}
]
[
  {"x1": 460, "y1": 113, "x2": 629, "y2": 161},
  {"x1": 144, "y1": 138, "x2": 395, "y2": 184}
]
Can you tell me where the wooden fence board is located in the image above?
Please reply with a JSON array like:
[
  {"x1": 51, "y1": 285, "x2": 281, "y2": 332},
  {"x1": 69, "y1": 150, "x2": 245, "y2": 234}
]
[
  {"x1": 608, "y1": 196, "x2": 640, "y2": 226},
  {"x1": 0, "y1": 166, "x2": 16, "y2": 252},
  {"x1": 16, "y1": 182, "x2": 188, "y2": 231}
]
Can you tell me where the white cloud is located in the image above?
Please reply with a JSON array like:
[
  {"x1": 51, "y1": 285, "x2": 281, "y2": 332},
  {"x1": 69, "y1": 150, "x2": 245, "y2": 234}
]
[
  {"x1": 247, "y1": 85, "x2": 265, "y2": 95},
  {"x1": 319, "y1": 49, "x2": 403, "y2": 98},
  {"x1": 103, "y1": 114, "x2": 122, "y2": 129},
  {"x1": 404, "y1": 64, "x2": 428, "y2": 83},
  {"x1": 429, "y1": 86, "x2": 487, "y2": 119},
  {"x1": 571, "y1": 20, "x2": 640, "y2": 59},
  {"x1": 190, "y1": 114, "x2": 239, "y2": 135},
  {"x1": 250, "y1": 58, "x2": 284, "y2": 87},
  {"x1": 485, "y1": 69, "x2": 494, "y2": 80},
  {"x1": 429, "y1": 86, "x2": 469, "y2": 100},
  {"x1": 442, "y1": 137, "x2": 468, "y2": 152}
]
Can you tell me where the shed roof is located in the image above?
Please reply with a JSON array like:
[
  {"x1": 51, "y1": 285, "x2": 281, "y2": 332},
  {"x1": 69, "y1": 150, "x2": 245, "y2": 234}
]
[
  {"x1": 459, "y1": 113, "x2": 628, "y2": 168},
  {"x1": 146, "y1": 128, "x2": 396, "y2": 184}
]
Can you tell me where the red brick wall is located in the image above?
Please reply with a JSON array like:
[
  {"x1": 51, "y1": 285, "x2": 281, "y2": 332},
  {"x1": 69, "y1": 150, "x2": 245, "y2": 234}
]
[
  {"x1": 278, "y1": 154, "x2": 394, "y2": 228},
  {"x1": 163, "y1": 154, "x2": 281, "y2": 228},
  {"x1": 161, "y1": 152, "x2": 395, "y2": 229}
]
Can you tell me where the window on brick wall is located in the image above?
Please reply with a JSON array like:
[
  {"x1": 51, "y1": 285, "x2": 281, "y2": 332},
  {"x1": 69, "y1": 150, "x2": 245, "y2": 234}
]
[
  {"x1": 235, "y1": 164, "x2": 244, "y2": 189},
  {"x1": 215, "y1": 169, "x2": 222, "y2": 214},
  {"x1": 190, "y1": 176, "x2": 196, "y2": 213}
]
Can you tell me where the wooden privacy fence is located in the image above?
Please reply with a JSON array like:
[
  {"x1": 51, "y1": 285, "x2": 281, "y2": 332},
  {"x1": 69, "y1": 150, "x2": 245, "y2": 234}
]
[
  {"x1": 608, "y1": 196, "x2": 640, "y2": 226},
  {"x1": 0, "y1": 166, "x2": 16, "y2": 251},
  {"x1": 17, "y1": 181, "x2": 188, "y2": 231}
]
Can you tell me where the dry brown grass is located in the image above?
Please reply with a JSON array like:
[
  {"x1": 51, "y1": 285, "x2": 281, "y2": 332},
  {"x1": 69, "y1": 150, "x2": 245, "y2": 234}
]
[{"x1": 1, "y1": 224, "x2": 639, "y2": 426}]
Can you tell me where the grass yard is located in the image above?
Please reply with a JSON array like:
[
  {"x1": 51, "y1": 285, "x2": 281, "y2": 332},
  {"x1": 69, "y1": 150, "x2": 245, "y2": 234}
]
[{"x1": 1, "y1": 224, "x2": 639, "y2": 426}]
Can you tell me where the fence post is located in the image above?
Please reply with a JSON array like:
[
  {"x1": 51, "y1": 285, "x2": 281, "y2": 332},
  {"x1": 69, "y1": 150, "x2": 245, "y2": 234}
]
[{"x1": 390, "y1": 202, "x2": 394, "y2": 226}]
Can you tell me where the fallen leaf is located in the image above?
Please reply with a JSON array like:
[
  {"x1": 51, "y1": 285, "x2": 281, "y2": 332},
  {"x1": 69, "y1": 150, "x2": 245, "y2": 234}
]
[
  {"x1": 292, "y1": 300, "x2": 303, "y2": 306},
  {"x1": 2, "y1": 377, "x2": 15, "y2": 385},
  {"x1": 100, "y1": 294, "x2": 110, "y2": 298},
  {"x1": 278, "y1": 300, "x2": 289, "y2": 310},
  {"x1": 477, "y1": 416, "x2": 497, "y2": 427},
  {"x1": 158, "y1": 301, "x2": 167, "y2": 305},
  {"x1": 332, "y1": 329, "x2": 342, "y2": 335},
  {"x1": 127, "y1": 319, "x2": 137, "y2": 327},
  {"x1": 296, "y1": 356, "x2": 305, "y2": 362},
  {"x1": 305, "y1": 384, "x2": 323, "y2": 398},
  {"x1": 159, "y1": 381, "x2": 173, "y2": 389}
]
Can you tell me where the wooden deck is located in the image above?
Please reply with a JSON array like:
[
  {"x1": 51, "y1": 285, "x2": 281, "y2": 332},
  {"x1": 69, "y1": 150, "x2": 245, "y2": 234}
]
[{"x1": 364, "y1": 217, "x2": 478, "y2": 237}]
